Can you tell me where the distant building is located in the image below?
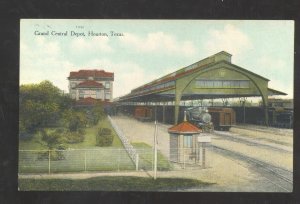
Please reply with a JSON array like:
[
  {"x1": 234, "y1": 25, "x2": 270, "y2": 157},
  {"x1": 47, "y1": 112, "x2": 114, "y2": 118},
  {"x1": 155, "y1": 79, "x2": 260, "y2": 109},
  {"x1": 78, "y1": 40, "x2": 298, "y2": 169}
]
[
  {"x1": 268, "y1": 98, "x2": 293, "y2": 109},
  {"x1": 67, "y1": 69, "x2": 114, "y2": 102}
]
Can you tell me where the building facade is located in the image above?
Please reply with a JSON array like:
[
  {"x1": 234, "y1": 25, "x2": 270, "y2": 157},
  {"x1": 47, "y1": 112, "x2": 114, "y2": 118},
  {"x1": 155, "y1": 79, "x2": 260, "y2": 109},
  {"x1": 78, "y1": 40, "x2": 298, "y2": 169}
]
[{"x1": 67, "y1": 69, "x2": 114, "y2": 102}]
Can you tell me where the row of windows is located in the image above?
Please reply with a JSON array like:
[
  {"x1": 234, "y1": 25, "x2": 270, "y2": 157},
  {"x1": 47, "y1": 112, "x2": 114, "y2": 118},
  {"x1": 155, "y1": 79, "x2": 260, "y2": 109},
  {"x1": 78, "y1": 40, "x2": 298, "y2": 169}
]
[
  {"x1": 132, "y1": 80, "x2": 176, "y2": 95},
  {"x1": 196, "y1": 80, "x2": 250, "y2": 88},
  {"x1": 79, "y1": 90, "x2": 110, "y2": 99},
  {"x1": 70, "y1": 81, "x2": 111, "y2": 89}
]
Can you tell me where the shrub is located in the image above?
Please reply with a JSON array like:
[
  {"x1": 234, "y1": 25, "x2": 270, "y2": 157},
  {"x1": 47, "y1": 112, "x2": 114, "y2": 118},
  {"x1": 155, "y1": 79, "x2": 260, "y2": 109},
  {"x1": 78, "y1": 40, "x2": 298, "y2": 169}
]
[
  {"x1": 19, "y1": 122, "x2": 33, "y2": 140},
  {"x1": 96, "y1": 128, "x2": 113, "y2": 147},
  {"x1": 40, "y1": 129, "x2": 64, "y2": 149},
  {"x1": 37, "y1": 150, "x2": 65, "y2": 161},
  {"x1": 65, "y1": 130, "x2": 85, "y2": 144}
]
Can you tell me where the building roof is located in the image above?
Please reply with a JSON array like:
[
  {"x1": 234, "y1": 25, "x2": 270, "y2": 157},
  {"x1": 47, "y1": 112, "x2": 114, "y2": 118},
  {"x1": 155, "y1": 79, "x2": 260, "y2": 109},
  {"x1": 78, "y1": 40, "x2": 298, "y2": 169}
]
[
  {"x1": 68, "y1": 69, "x2": 114, "y2": 79},
  {"x1": 75, "y1": 97, "x2": 99, "y2": 106},
  {"x1": 76, "y1": 80, "x2": 104, "y2": 88},
  {"x1": 168, "y1": 121, "x2": 202, "y2": 134},
  {"x1": 74, "y1": 97, "x2": 113, "y2": 107},
  {"x1": 267, "y1": 88, "x2": 287, "y2": 96}
]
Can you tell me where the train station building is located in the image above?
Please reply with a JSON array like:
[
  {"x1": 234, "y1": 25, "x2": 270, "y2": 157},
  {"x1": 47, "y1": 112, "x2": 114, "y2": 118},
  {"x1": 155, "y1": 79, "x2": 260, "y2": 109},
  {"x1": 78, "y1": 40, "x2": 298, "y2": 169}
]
[{"x1": 116, "y1": 51, "x2": 287, "y2": 125}]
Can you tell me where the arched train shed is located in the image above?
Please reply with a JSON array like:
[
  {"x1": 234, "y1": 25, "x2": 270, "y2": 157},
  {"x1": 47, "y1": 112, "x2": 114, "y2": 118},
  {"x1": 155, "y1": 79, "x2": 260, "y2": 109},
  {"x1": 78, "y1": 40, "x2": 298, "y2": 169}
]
[{"x1": 115, "y1": 51, "x2": 286, "y2": 125}]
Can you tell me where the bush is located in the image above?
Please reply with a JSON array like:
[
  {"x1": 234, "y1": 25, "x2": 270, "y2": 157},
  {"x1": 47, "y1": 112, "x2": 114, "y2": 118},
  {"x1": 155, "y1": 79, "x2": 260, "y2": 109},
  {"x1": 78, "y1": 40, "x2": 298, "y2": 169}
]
[
  {"x1": 65, "y1": 130, "x2": 85, "y2": 144},
  {"x1": 40, "y1": 129, "x2": 64, "y2": 149},
  {"x1": 37, "y1": 150, "x2": 65, "y2": 161},
  {"x1": 96, "y1": 128, "x2": 113, "y2": 147},
  {"x1": 19, "y1": 122, "x2": 33, "y2": 140}
]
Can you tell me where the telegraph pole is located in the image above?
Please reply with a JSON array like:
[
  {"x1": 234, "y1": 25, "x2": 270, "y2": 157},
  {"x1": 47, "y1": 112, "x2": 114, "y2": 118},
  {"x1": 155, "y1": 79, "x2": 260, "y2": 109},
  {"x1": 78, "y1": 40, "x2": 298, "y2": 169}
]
[{"x1": 153, "y1": 107, "x2": 158, "y2": 180}]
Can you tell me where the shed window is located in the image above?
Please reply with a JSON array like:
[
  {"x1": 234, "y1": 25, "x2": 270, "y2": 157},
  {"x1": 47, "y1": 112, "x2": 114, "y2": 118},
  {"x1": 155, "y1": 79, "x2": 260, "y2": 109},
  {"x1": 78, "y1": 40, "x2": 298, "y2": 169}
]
[{"x1": 184, "y1": 135, "x2": 193, "y2": 148}]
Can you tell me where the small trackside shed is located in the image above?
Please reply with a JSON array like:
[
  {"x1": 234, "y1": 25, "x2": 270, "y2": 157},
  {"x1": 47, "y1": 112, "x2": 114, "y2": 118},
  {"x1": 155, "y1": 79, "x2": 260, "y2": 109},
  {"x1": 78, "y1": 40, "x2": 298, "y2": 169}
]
[{"x1": 168, "y1": 120, "x2": 202, "y2": 163}]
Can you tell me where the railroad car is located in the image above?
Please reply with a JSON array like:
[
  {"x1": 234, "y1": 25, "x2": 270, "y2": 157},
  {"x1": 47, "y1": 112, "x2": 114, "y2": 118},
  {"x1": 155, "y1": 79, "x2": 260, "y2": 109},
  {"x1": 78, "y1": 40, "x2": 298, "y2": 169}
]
[
  {"x1": 208, "y1": 107, "x2": 236, "y2": 130},
  {"x1": 268, "y1": 107, "x2": 293, "y2": 128},
  {"x1": 134, "y1": 106, "x2": 153, "y2": 121}
]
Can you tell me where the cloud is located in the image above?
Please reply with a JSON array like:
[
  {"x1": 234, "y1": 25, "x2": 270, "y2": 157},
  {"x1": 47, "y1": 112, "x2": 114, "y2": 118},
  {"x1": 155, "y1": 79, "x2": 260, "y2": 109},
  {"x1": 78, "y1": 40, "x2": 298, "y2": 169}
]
[
  {"x1": 269, "y1": 79, "x2": 293, "y2": 98},
  {"x1": 20, "y1": 37, "x2": 75, "y2": 92},
  {"x1": 120, "y1": 32, "x2": 197, "y2": 57},
  {"x1": 70, "y1": 37, "x2": 113, "y2": 53},
  {"x1": 204, "y1": 24, "x2": 253, "y2": 59},
  {"x1": 254, "y1": 56, "x2": 293, "y2": 98},
  {"x1": 84, "y1": 59, "x2": 159, "y2": 98}
]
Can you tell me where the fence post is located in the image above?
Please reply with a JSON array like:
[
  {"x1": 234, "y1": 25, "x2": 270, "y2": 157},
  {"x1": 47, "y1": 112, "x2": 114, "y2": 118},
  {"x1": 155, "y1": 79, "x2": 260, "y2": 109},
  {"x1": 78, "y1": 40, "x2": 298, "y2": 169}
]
[
  {"x1": 48, "y1": 150, "x2": 51, "y2": 174},
  {"x1": 135, "y1": 154, "x2": 139, "y2": 171},
  {"x1": 183, "y1": 149, "x2": 185, "y2": 169},
  {"x1": 202, "y1": 143, "x2": 206, "y2": 168},
  {"x1": 118, "y1": 148, "x2": 120, "y2": 171},
  {"x1": 84, "y1": 150, "x2": 87, "y2": 172}
]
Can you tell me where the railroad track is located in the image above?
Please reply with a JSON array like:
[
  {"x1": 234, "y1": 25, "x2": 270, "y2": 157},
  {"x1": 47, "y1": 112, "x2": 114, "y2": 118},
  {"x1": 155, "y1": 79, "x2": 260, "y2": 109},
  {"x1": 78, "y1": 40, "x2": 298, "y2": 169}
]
[
  {"x1": 213, "y1": 131, "x2": 292, "y2": 153},
  {"x1": 211, "y1": 145, "x2": 293, "y2": 192},
  {"x1": 232, "y1": 125, "x2": 293, "y2": 137}
]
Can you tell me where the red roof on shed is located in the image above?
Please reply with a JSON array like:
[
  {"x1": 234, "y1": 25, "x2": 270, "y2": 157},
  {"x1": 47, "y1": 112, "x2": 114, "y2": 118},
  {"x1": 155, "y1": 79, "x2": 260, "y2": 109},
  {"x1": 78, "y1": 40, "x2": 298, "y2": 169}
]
[
  {"x1": 69, "y1": 69, "x2": 114, "y2": 79},
  {"x1": 77, "y1": 80, "x2": 103, "y2": 88},
  {"x1": 168, "y1": 121, "x2": 202, "y2": 134}
]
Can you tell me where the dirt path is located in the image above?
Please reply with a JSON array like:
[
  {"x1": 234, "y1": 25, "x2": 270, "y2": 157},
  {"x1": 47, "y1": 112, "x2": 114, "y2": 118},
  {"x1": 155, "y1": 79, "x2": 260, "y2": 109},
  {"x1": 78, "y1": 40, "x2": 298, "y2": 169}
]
[{"x1": 111, "y1": 115, "x2": 171, "y2": 158}]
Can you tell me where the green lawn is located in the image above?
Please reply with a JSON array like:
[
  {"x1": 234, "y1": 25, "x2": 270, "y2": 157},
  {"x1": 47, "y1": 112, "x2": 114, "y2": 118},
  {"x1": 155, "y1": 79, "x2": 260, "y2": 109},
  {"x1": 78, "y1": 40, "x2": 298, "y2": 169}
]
[
  {"x1": 19, "y1": 117, "x2": 123, "y2": 150},
  {"x1": 19, "y1": 120, "x2": 172, "y2": 173},
  {"x1": 19, "y1": 117, "x2": 134, "y2": 173},
  {"x1": 132, "y1": 143, "x2": 173, "y2": 171},
  {"x1": 19, "y1": 176, "x2": 213, "y2": 191}
]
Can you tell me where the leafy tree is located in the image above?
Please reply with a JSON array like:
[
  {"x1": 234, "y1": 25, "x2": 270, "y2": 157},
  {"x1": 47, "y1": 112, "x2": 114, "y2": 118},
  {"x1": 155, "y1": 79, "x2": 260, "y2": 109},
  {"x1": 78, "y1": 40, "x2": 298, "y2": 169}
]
[
  {"x1": 92, "y1": 103, "x2": 105, "y2": 123},
  {"x1": 19, "y1": 80, "x2": 75, "y2": 135}
]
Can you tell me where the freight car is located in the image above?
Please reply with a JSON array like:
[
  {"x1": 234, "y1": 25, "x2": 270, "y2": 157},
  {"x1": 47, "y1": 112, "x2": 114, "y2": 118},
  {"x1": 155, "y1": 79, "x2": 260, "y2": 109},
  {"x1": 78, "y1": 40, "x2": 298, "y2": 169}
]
[
  {"x1": 208, "y1": 107, "x2": 236, "y2": 131},
  {"x1": 134, "y1": 106, "x2": 153, "y2": 121},
  {"x1": 268, "y1": 107, "x2": 293, "y2": 128}
]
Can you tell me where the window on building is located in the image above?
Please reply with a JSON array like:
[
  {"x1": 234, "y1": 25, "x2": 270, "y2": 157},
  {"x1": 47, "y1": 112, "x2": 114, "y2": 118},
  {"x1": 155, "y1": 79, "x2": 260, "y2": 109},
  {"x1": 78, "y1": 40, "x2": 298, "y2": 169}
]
[
  {"x1": 196, "y1": 80, "x2": 250, "y2": 88},
  {"x1": 183, "y1": 135, "x2": 193, "y2": 148},
  {"x1": 79, "y1": 90, "x2": 84, "y2": 99},
  {"x1": 105, "y1": 82, "x2": 110, "y2": 89},
  {"x1": 71, "y1": 82, "x2": 76, "y2": 88},
  {"x1": 105, "y1": 92, "x2": 110, "y2": 100},
  {"x1": 96, "y1": 90, "x2": 101, "y2": 99}
]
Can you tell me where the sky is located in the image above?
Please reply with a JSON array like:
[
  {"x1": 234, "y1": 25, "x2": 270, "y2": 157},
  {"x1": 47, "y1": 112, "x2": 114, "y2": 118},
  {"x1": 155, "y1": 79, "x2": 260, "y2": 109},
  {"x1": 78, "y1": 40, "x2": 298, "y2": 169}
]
[{"x1": 20, "y1": 19, "x2": 294, "y2": 99}]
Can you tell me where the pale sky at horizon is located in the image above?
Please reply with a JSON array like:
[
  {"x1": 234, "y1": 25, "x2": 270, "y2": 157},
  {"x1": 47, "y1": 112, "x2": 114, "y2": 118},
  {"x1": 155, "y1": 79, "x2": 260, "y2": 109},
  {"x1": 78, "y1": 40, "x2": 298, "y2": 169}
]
[{"x1": 20, "y1": 19, "x2": 294, "y2": 99}]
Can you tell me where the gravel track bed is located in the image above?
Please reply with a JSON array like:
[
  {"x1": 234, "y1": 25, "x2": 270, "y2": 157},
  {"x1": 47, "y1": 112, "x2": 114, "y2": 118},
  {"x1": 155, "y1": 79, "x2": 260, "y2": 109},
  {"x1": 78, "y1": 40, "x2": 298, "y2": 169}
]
[
  {"x1": 109, "y1": 115, "x2": 293, "y2": 191},
  {"x1": 211, "y1": 145, "x2": 293, "y2": 192}
]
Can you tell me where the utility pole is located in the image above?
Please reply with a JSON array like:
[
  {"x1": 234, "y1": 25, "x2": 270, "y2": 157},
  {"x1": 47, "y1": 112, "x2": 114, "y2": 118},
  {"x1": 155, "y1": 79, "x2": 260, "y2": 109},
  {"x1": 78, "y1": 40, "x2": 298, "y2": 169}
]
[
  {"x1": 154, "y1": 120, "x2": 158, "y2": 180},
  {"x1": 153, "y1": 107, "x2": 158, "y2": 180}
]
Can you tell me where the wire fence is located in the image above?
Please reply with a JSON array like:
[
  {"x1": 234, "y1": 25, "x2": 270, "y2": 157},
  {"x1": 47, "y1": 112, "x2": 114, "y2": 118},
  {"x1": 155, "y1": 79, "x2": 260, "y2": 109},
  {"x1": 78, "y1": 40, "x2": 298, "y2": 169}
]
[
  {"x1": 107, "y1": 115, "x2": 138, "y2": 167},
  {"x1": 19, "y1": 146, "x2": 212, "y2": 174}
]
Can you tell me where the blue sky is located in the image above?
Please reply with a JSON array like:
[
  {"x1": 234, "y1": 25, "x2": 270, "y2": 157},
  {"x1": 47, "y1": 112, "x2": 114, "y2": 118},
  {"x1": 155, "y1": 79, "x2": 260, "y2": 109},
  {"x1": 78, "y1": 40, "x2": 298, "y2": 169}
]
[{"x1": 20, "y1": 19, "x2": 294, "y2": 98}]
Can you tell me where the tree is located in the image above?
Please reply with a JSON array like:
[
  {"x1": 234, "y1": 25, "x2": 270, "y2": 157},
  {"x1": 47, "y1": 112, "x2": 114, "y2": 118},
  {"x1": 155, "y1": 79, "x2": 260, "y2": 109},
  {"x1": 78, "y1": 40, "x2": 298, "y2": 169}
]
[
  {"x1": 19, "y1": 80, "x2": 73, "y2": 134},
  {"x1": 90, "y1": 103, "x2": 105, "y2": 125}
]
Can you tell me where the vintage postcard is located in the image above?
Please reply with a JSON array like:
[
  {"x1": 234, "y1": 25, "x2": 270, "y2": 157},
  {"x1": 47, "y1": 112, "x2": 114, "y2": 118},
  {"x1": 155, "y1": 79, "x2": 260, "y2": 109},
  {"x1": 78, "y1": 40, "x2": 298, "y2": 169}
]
[{"x1": 18, "y1": 19, "x2": 294, "y2": 192}]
